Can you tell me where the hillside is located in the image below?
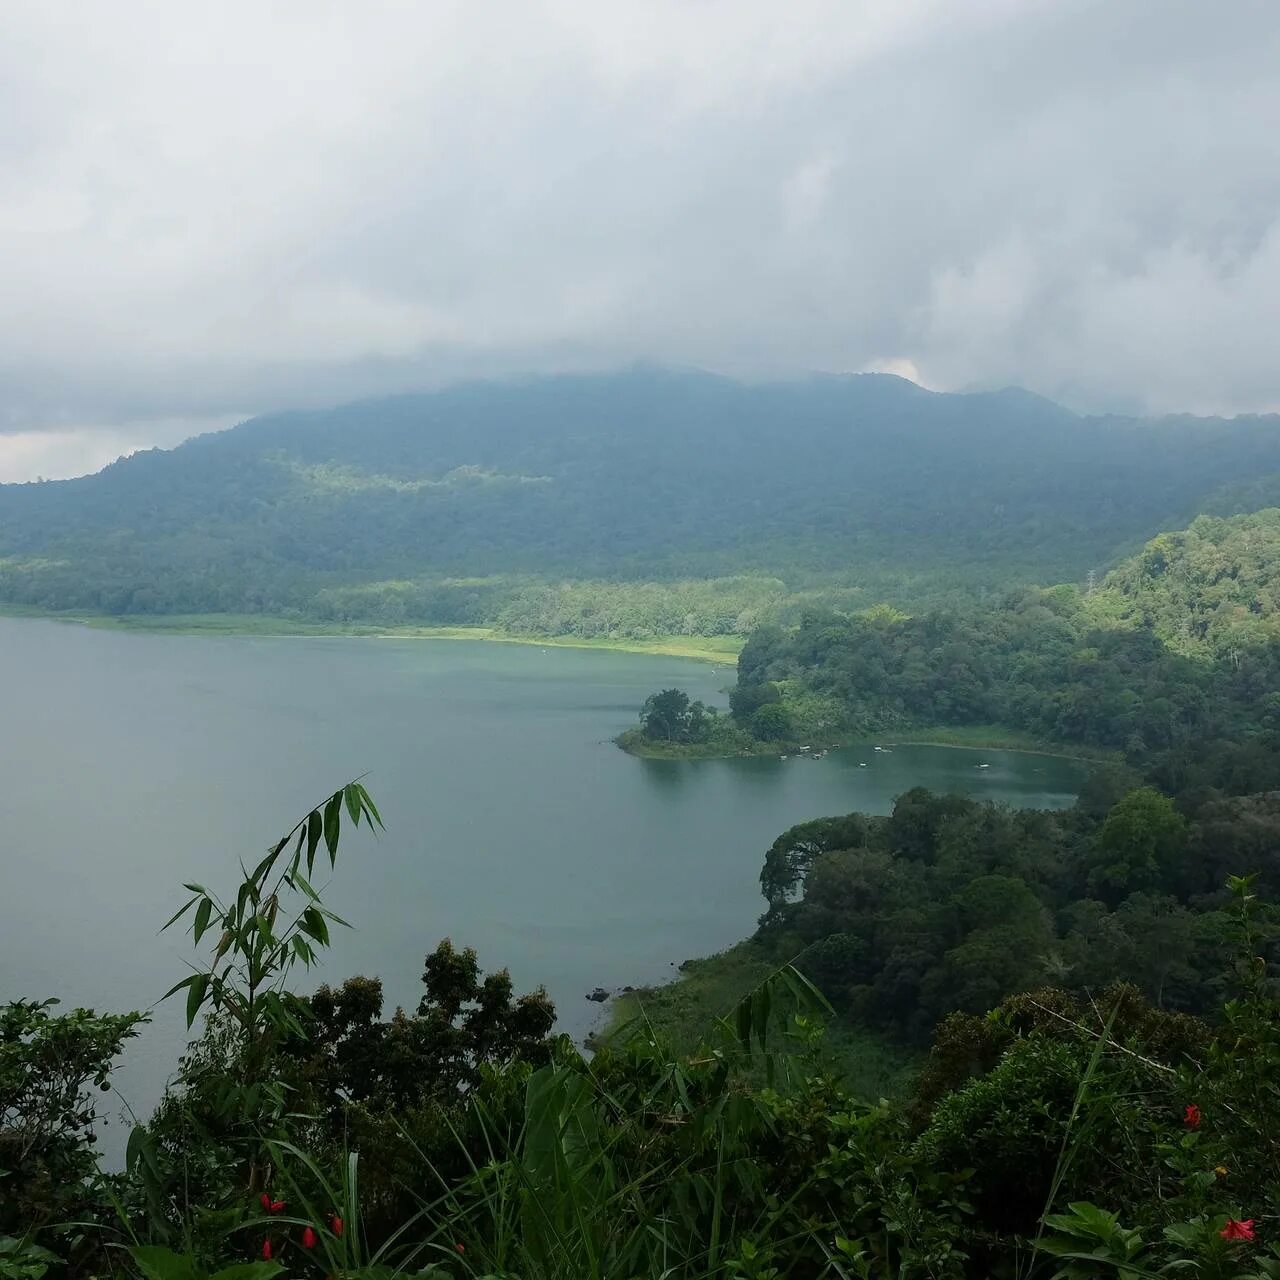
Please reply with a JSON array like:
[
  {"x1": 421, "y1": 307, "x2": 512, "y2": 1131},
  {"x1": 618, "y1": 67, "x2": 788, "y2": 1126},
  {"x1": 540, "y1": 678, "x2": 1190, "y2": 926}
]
[
  {"x1": 690, "y1": 510, "x2": 1280, "y2": 776},
  {"x1": 1086, "y1": 508, "x2": 1280, "y2": 658},
  {"x1": 2, "y1": 369, "x2": 1280, "y2": 634}
]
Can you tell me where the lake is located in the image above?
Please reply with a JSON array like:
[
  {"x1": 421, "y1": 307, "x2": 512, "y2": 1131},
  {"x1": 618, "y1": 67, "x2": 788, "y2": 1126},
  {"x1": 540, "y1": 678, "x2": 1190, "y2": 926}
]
[{"x1": 0, "y1": 616, "x2": 1083, "y2": 1139}]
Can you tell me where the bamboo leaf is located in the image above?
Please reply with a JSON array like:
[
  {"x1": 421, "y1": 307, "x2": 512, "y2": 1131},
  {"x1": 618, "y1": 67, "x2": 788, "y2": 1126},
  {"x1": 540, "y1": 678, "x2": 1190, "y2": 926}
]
[
  {"x1": 288, "y1": 870, "x2": 321, "y2": 901},
  {"x1": 192, "y1": 897, "x2": 213, "y2": 946},
  {"x1": 781, "y1": 962, "x2": 835, "y2": 1016},
  {"x1": 160, "y1": 973, "x2": 198, "y2": 1002},
  {"x1": 357, "y1": 782, "x2": 383, "y2": 828},
  {"x1": 287, "y1": 824, "x2": 305, "y2": 876},
  {"x1": 305, "y1": 809, "x2": 323, "y2": 873},
  {"x1": 249, "y1": 850, "x2": 276, "y2": 883},
  {"x1": 323, "y1": 792, "x2": 342, "y2": 862},
  {"x1": 300, "y1": 907, "x2": 330, "y2": 947},
  {"x1": 160, "y1": 896, "x2": 199, "y2": 932},
  {"x1": 344, "y1": 782, "x2": 362, "y2": 826},
  {"x1": 185, "y1": 971, "x2": 209, "y2": 1029}
]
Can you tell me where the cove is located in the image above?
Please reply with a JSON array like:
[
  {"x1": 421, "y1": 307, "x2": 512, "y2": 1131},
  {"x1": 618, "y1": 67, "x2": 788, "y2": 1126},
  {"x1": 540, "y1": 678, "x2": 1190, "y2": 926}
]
[{"x1": 0, "y1": 616, "x2": 1083, "y2": 1134}]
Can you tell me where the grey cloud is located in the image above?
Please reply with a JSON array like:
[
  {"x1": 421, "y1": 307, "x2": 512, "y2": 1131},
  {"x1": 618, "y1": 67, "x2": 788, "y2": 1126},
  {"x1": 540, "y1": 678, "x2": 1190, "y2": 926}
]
[{"x1": 2, "y1": 0, "x2": 1279, "y2": 476}]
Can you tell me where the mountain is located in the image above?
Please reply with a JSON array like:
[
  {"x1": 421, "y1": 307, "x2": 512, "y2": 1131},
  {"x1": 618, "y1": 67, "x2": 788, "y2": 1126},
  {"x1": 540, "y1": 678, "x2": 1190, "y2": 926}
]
[{"x1": 1, "y1": 369, "x2": 1279, "y2": 633}]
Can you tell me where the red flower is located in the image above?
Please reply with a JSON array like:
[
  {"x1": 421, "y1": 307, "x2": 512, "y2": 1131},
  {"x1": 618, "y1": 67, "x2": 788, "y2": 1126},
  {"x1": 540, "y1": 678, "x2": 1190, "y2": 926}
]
[
  {"x1": 261, "y1": 1239, "x2": 273, "y2": 1261},
  {"x1": 1221, "y1": 1219, "x2": 1256, "y2": 1242},
  {"x1": 301, "y1": 1226, "x2": 318, "y2": 1250},
  {"x1": 260, "y1": 1193, "x2": 272, "y2": 1212},
  {"x1": 329, "y1": 1214, "x2": 343, "y2": 1237},
  {"x1": 1184, "y1": 1104, "x2": 1202, "y2": 1129},
  {"x1": 270, "y1": 1200, "x2": 286, "y2": 1214},
  {"x1": 455, "y1": 1243, "x2": 465, "y2": 1253}
]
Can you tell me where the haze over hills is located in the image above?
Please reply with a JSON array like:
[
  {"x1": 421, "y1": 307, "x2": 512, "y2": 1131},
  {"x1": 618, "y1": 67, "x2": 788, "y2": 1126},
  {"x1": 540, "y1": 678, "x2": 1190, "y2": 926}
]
[{"x1": 1, "y1": 369, "x2": 1279, "y2": 635}]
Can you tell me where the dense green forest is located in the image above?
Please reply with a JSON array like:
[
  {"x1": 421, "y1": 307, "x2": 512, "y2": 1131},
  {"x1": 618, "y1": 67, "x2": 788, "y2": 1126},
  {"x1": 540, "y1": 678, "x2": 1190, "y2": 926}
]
[
  {"x1": 749, "y1": 779, "x2": 1277, "y2": 1043},
  {"x1": 660, "y1": 510, "x2": 1280, "y2": 773},
  {"x1": 3, "y1": 371, "x2": 1280, "y2": 636},
  {"x1": 616, "y1": 508, "x2": 1280, "y2": 1065}
]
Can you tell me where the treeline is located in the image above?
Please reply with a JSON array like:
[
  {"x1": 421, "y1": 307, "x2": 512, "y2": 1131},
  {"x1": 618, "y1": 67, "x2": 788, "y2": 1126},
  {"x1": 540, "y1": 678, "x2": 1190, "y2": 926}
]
[{"x1": 309, "y1": 574, "x2": 792, "y2": 639}]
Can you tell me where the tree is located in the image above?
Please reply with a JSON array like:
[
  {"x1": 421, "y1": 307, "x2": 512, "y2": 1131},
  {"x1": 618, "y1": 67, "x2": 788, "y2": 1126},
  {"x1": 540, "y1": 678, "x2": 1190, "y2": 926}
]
[
  {"x1": 759, "y1": 814, "x2": 872, "y2": 916},
  {"x1": 0, "y1": 999, "x2": 144, "y2": 1235},
  {"x1": 750, "y1": 701, "x2": 793, "y2": 741},
  {"x1": 639, "y1": 688, "x2": 712, "y2": 742},
  {"x1": 641, "y1": 688, "x2": 691, "y2": 740},
  {"x1": 1086, "y1": 787, "x2": 1189, "y2": 904},
  {"x1": 289, "y1": 940, "x2": 555, "y2": 1119},
  {"x1": 729, "y1": 679, "x2": 781, "y2": 721}
]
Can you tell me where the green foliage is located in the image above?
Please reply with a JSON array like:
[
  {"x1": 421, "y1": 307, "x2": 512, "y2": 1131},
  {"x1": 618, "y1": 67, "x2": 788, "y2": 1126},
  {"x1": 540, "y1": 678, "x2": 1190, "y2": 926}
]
[
  {"x1": 129, "y1": 781, "x2": 384, "y2": 1246},
  {"x1": 725, "y1": 509, "x2": 1280, "y2": 776},
  {"x1": 639, "y1": 688, "x2": 713, "y2": 743},
  {"x1": 0, "y1": 999, "x2": 145, "y2": 1236},
  {"x1": 759, "y1": 814, "x2": 872, "y2": 919},
  {"x1": 1087, "y1": 509, "x2": 1280, "y2": 661},
  {"x1": 622, "y1": 687, "x2": 773, "y2": 757},
  {"x1": 1087, "y1": 787, "x2": 1189, "y2": 903},
  {"x1": 749, "y1": 701, "x2": 793, "y2": 742},
  {"x1": 127, "y1": 1247, "x2": 281, "y2": 1280},
  {"x1": 0, "y1": 1237, "x2": 60, "y2": 1280},
  {"x1": 295, "y1": 941, "x2": 555, "y2": 1113},
  {"x1": 733, "y1": 592, "x2": 1243, "y2": 757},
  {"x1": 744, "y1": 772, "x2": 1280, "y2": 1043},
  {"x1": 604, "y1": 942, "x2": 918, "y2": 1101}
]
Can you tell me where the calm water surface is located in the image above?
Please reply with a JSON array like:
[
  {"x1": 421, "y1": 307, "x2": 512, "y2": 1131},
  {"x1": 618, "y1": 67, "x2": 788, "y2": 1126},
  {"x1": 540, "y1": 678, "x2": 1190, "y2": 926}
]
[{"x1": 0, "y1": 616, "x2": 1083, "y2": 1135}]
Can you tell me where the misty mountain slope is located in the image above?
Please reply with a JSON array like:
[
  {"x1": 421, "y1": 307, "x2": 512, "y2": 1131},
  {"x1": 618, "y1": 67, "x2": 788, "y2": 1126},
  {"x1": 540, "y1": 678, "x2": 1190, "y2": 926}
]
[{"x1": 1, "y1": 369, "x2": 1278, "y2": 625}]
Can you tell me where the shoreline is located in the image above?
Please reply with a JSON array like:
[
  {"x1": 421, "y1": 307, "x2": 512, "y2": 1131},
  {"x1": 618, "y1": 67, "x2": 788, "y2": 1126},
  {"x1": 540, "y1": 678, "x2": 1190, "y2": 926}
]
[
  {"x1": 616, "y1": 724, "x2": 1110, "y2": 765},
  {"x1": 0, "y1": 607, "x2": 743, "y2": 665},
  {"x1": 594, "y1": 942, "x2": 920, "y2": 1097},
  {"x1": 882, "y1": 729, "x2": 1118, "y2": 765}
]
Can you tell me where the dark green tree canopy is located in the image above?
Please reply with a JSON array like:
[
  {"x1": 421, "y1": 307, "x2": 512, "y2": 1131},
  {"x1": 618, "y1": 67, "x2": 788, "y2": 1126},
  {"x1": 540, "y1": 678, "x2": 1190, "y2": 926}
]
[
  {"x1": 291, "y1": 939, "x2": 556, "y2": 1116},
  {"x1": 639, "y1": 688, "x2": 713, "y2": 743}
]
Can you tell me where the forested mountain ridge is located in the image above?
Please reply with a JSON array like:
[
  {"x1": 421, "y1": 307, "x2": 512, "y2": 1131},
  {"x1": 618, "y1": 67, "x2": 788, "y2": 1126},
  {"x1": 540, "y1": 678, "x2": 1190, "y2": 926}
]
[{"x1": 2, "y1": 369, "x2": 1280, "y2": 632}]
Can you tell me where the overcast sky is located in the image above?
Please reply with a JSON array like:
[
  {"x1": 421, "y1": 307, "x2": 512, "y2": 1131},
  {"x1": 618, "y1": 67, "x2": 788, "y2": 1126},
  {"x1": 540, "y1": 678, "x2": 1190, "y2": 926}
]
[{"x1": 3, "y1": 1, "x2": 1279, "y2": 479}]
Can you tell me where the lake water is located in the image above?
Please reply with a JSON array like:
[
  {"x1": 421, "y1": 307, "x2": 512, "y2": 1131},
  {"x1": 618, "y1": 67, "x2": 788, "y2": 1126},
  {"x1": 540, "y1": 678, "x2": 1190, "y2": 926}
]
[{"x1": 0, "y1": 616, "x2": 1083, "y2": 1139}]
